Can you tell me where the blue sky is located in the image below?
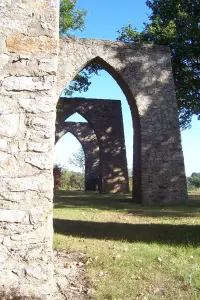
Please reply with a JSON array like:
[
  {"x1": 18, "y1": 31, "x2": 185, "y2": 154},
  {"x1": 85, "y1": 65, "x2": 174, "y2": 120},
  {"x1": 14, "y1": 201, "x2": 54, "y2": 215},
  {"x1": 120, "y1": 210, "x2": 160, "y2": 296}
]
[{"x1": 54, "y1": 0, "x2": 200, "y2": 177}]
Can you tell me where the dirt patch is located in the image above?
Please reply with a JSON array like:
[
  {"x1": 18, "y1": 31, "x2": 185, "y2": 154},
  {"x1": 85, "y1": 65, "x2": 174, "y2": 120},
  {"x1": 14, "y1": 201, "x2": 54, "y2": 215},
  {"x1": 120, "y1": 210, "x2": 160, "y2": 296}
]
[{"x1": 53, "y1": 251, "x2": 93, "y2": 300}]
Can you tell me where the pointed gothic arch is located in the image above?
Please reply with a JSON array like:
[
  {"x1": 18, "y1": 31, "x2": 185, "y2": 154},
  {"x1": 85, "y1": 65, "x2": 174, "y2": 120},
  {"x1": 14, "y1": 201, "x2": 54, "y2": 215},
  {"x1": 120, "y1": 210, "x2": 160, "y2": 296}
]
[
  {"x1": 55, "y1": 122, "x2": 101, "y2": 192},
  {"x1": 58, "y1": 46, "x2": 140, "y2": 201},
  {"x1": 56, "y1": 98, "x2": 129, "y2": 194},
  {"x1": 65, "y1": 112, "x2": 88, "y2": 123},
  {"x1": 58, "y1": 37, "x2": 187, "y2": 204}
]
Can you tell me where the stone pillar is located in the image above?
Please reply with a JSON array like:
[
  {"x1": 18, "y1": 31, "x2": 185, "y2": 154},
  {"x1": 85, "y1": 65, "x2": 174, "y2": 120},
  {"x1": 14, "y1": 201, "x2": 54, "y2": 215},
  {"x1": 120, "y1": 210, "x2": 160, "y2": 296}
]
[
  {"x1": 57, "y1": 98, "x2": 130, "y2": 194},
  {"x1": 97, "y1": 100, "x2": 130, "y2": 194},
  {"x1": 0, "y1": 0, "x2": 59, "y2": 298}
]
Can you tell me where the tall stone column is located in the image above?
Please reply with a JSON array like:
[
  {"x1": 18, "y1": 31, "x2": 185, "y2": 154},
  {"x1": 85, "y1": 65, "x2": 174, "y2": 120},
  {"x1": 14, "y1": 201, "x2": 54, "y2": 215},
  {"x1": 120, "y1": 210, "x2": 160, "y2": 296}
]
[{"x1": 0, "y1": 0, "x2": 59, "y2": 298}]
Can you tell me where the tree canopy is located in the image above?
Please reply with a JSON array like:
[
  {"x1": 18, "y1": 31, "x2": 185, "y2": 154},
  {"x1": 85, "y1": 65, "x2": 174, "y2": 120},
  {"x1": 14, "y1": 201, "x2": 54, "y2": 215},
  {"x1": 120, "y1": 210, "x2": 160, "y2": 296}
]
[
  {"x1": 68, "y1": 147, "x2": 85, "y2": 172},
  {"x1": 59, "y1": 0, "x2": 87, "y2": 35},
  {"x1": 117, "y1": 0, "x2": 200, "y2": 129},
  {"x1": 187, "y1": 172, "x2": 200, "y2": 189}
]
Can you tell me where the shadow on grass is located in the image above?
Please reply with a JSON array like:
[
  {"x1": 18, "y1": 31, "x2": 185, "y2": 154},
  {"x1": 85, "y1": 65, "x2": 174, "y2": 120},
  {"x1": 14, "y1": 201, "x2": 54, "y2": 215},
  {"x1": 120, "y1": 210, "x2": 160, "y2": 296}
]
[
  {"x1": 53, "y1": 218, "x2": 200, "y2": 246},
  {"x1": 54, "y1": 190, "x2": 200, "y2": 218}
]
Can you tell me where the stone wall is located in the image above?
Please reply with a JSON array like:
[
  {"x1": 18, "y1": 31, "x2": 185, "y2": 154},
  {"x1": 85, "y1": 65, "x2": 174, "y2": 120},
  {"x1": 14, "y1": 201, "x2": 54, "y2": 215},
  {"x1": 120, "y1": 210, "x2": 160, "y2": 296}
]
[
  {"x1": 0, "y1": 1, "x2": 59, "y2": 298},
  {"x1": 56, "y1": 98, "x2": 130, "y2": 194},
  {"x1": 58, "y1": 37, "x2": 188, "y2": 204},
  {"x1": 55, "y1": 121, "x2": 101, "y2": 191}
]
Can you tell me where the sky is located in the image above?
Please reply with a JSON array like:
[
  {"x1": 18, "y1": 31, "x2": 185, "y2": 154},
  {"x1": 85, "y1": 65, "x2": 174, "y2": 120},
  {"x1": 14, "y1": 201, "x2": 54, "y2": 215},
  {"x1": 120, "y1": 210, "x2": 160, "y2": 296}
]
[{"x1": 54, "y1": 0, "x2": 200, "y2": 177}]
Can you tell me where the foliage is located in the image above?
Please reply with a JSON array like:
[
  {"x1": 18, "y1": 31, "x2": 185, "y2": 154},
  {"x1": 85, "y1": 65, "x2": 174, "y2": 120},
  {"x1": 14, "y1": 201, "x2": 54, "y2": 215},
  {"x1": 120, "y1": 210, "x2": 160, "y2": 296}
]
[
  {"x1": 53, "y1": 165, "x2": 62, "y2": 190},
  {"x1": 68, "y1": 147, "x2": 85, "y2": 171},
  {"x1": 60, "y1": 170, "x2": 84, "y2": 190},
  {"x1": 187, "y1": 172, "x2": 200, "y2": 189},
  {"x1": 117, "y1": 0, "x2": 200, "y2": 129},
  {"x1": 64, "y1": 63, "x2": 102, "y2": 96},
  {"x1": 59, "y1": 0, "x2": 87, "y2": 35}
]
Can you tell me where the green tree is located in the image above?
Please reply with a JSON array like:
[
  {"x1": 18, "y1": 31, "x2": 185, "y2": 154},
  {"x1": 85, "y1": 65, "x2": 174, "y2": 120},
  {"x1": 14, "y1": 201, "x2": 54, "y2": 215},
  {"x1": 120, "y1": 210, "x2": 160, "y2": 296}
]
[
  {"x1": 188, "y1": 172, "x2": 200, "y2": 189},
  {"x1": 60, "y1": 169, "x2": 84, "y2": 190},
  {"x1": 59, "y1": 0, "x2": 87, "y2": 35},
  {"x1": 68, "y1": 147, "x2": 85, "y2": 172},
  {"x1": 117, "y1": 0, "x2": 200, "y2": 129}
]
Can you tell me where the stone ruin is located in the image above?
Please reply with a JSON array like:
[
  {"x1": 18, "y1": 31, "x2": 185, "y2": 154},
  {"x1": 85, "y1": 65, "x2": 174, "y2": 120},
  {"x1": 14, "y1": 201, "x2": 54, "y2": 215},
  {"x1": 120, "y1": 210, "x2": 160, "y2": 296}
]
[
  {"x1": 0, "y1": 0, "x2": 187, "y2": 298},
  {"x1": 56, "y1": 98, "x2": 129, "y2": 194},
  {"x1": 56, "y1": 121, "x2": 101, "y2": 192}
]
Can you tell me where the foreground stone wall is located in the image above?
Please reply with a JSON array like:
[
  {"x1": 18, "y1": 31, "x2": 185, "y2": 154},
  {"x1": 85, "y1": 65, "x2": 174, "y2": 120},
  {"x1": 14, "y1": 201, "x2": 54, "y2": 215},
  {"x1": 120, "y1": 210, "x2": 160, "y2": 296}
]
[
  {"x1": 58, "y1": 37, "x2": 188, "y2": 204},
  {"x1": 55, "y1": 121, "x2": 101, "y2": 191},
  {"x1": 56, "y1": 98, "x2": 130, "y2": 194},
  {"x1": 0, "y1": 1, "x2": 59, "y2": 298}
]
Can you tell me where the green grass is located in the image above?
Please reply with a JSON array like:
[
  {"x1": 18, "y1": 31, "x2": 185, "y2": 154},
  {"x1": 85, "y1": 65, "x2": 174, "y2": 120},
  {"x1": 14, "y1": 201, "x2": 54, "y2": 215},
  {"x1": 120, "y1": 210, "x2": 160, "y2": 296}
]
[{"x1": 53, "y1": 191, "x2": 200, "y2": 300}]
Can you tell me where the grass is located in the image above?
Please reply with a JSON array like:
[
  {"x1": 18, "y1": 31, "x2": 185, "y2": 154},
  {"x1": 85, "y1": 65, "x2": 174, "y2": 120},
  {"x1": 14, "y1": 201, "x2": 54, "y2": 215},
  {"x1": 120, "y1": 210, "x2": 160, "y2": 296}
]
[{"x1": 53, "y1": 191, "x2": 200, "y2": 300}]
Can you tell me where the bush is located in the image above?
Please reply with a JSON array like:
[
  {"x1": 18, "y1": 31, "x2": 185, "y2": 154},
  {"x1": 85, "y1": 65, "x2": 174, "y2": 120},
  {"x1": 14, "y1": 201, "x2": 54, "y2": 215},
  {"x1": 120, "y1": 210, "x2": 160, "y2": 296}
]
[
  {"x1": 187, "y1": 172, "x2": 200, "y2": 190},
  {"x1": 60, "y1": 169, "x2": 84, "y2": 191},
  {"x1": 53, "y1": 165, "x2": 62, "y2": 190}
]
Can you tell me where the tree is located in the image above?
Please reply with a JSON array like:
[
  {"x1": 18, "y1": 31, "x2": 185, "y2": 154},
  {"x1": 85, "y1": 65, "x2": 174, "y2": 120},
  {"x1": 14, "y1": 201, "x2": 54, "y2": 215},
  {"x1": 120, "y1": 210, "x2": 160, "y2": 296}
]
[
  {"x1": 117, "y1": 0, "x2": 200, "y2": 129},
  {"x1": 68, "y1": 147, "x2": 85, "y2": 172},
  {"x1": 59, "y1": 0, "x2": 87, "y2": 35},
  {"x1": 60, "y1": 169, "x2": 84, "y2": 190},
  {"x1": 188, "y1": 172, "x2": 200, "y2": 188},
  {"x1": 64, "y1": 62, "x2": 102, "y2": 96}
]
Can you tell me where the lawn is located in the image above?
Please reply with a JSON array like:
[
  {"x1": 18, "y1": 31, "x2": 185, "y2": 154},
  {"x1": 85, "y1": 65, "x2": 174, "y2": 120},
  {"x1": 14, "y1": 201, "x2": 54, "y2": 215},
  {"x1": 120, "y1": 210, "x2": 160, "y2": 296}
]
[{"x1": 53, "y1": 191, "x2": 200, "y2": 300}]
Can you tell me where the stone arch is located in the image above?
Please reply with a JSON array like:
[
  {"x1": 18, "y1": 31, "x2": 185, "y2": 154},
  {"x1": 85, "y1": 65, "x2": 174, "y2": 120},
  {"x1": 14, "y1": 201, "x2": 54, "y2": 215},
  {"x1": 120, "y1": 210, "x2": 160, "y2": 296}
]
[
  {"x1": 55, "y1": 122, "x2": 101, "y2": 192},
  {"x1": 56, "y1": 98, "x2": 129, "y2": 194},
  {"x1": 58, "y1": 37, "x2": 187, "y2": 204},
  {"x1": 58, "y1": 44, "x2": 139, "y2": 200},
  {"x1": 56, "y1": 103, "x2": 103, "y2": 193}
]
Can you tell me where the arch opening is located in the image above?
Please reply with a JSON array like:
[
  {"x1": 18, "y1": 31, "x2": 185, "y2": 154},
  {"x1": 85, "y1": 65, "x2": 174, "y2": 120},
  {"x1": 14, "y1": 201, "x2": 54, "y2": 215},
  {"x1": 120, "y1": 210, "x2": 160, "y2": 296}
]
[
  {"x1": 54, "y1": 132, "x2": 85, "y2": 191},
  {"x1": 65, "y1": 112, "x2": 88, "y2": 123},
  {"x1": 54, "y1": 121, "x2": 101, "y2": 192},
  {"x1": 57, "y1": 56, "x2": 141, "y2": 201}
]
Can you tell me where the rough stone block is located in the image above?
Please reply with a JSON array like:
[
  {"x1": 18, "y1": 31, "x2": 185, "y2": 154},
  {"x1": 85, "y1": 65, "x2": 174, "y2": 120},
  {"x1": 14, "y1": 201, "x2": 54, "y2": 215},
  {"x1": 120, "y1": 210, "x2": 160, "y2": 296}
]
[
  {"x1": 0, "y1": 209, "x2": 28, "y2": 223},
  {"x1": 3, "y1": 75, "x2": 55, "y2": 91},
  {"x1": 0, "y1": 113, "x2": 20, "y2": 138},
  {"x1": 6, "y1": 34, "x2": 57, "y2": 54}
]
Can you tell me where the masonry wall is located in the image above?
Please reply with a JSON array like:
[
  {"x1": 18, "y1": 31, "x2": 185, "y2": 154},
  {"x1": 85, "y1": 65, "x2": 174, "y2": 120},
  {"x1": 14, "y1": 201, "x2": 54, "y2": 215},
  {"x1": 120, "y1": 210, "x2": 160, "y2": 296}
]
[
  {"x1": 0, "y1": 1, "x2": 59, "y2": 298},
  {"x1": 56, "y1": 98, "x2": 130, "y2": 194},
  {"x1": 55, "y1": 121, "x2": 101, "y2": 191},
  {"x1": 58, "y1": 38, "x2": 188, "y2": 204}
]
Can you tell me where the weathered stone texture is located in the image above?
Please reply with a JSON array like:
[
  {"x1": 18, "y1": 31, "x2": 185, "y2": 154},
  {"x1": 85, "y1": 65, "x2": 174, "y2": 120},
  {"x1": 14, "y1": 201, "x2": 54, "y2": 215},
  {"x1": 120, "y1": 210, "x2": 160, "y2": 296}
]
[
  {"x1": 0, "y1": 0, "x2": 59, "y2": 298},
  {"x1": 58, "y1": 37, "x2": 188, "y2": 204},
  {"x1": 56, "y1": 121, "x2": 101, "y2": 191},
  {"x1": 56, "y1": 98, "x2": 130, "y2": 194}
]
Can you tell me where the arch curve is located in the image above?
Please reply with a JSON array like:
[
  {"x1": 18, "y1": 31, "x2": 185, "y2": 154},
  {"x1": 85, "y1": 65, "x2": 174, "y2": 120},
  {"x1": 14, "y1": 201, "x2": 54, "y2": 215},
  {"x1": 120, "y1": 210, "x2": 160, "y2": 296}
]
[
  {"x1": 55, "y1": 122, "x2": 101, "y2": 192},
  {"x1": 58, "y1": 39, "x2": 140, "y2": 200},
  {"x1": 57, "y1": 37, "x2": 187, "y2": 204}
]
